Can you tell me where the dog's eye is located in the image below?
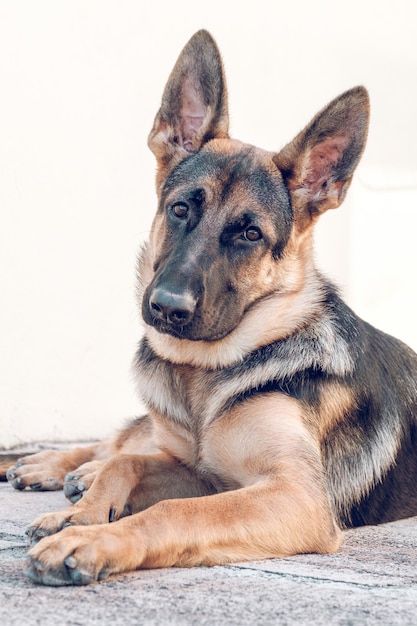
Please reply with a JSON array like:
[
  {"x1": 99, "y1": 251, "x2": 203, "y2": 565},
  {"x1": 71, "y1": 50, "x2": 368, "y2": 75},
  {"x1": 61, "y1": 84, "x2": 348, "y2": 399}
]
[
  {"x1": 242, "y1": 227, "x2": 262, "y2": 242},
  {"x1": 171, "y1": 203, "x2": 189, "y2": 219}
]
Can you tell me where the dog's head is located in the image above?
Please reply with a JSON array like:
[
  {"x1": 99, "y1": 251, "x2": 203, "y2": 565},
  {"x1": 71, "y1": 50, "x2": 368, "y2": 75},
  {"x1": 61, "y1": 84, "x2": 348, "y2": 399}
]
[{"x1": 139, "y1": 30, "x2": 369, "y2": 366}]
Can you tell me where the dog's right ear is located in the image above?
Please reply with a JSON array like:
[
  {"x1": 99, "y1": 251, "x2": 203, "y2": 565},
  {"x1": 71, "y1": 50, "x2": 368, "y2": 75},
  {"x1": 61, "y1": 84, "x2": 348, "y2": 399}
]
[{"x1": 148, "y1": 30, "x2": 229, "y2": 190}]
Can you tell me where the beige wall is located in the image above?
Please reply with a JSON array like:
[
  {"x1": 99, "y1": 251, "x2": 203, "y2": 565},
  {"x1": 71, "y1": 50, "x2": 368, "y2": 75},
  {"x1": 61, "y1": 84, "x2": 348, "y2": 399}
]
[{"x1": 1, "y1": 0, "x2": 416, "y2": 447}]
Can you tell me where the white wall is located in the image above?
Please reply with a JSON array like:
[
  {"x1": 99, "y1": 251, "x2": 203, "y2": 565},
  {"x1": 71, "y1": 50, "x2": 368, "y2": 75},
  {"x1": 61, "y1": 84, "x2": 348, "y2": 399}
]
[{"x1": 1, "y1": 0, "x2": 416, "y2": 447}]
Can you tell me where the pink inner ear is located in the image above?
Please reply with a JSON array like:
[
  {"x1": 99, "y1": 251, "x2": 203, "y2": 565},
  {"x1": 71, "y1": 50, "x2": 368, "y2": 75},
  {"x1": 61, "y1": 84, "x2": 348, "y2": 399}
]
[
  {"x1": 303, "y1": 134, "x2": 350, "y2": 193},
  {"x1": 180, "y1": 78, "x2": 206, "y2": 152}
]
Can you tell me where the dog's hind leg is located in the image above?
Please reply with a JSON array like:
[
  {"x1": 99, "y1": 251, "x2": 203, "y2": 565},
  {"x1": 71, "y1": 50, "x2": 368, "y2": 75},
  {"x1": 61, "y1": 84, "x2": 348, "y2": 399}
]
[
  {"x1": 6, "y1": 415, "x2": 158, "y2": 500},
  {"x1": 6, "y1": 444, "x2": 105, "y2": 493}
]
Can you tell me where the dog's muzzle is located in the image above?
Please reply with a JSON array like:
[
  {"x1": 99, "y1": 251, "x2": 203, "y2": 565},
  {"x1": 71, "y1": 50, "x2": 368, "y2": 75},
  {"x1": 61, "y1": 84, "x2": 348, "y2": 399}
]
[{"x1": 148, "y1": 287, "x2": 197, "y2": 329}]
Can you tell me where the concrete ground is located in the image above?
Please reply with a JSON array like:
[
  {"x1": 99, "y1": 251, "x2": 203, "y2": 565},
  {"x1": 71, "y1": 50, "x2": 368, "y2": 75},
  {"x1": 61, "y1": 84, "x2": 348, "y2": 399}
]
[{"x1": 1, "y1": 476, "x2": 417, "y2": 625}]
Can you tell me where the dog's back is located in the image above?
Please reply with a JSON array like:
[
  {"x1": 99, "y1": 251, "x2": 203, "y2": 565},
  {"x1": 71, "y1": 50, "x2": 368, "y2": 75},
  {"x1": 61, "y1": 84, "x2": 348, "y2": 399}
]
[{"x1": 316, "y1": 289, "x2": 417, "y2": 526}]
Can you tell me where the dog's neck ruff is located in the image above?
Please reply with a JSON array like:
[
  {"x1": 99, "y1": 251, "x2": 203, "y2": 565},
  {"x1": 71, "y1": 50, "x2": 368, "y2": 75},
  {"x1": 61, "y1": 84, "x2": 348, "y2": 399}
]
[{"x1": 144, "y1": 275, "x2": 325, "y2": 370}]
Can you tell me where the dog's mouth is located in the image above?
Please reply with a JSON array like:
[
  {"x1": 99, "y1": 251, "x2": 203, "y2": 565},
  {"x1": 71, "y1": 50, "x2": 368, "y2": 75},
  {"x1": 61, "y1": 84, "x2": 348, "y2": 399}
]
[
  {"x1": 148, "y1": 317, "x2": 191, "y2": 340},
  {"x1": 144, "y1": 312, "x2": 233, "y2": 343}
]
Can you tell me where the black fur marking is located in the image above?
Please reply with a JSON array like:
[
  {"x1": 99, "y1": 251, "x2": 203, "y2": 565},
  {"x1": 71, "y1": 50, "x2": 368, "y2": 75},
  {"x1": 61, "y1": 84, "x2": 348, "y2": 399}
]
[{"x1": 161, "y1": 146, "x2": 293, "y2": 257}]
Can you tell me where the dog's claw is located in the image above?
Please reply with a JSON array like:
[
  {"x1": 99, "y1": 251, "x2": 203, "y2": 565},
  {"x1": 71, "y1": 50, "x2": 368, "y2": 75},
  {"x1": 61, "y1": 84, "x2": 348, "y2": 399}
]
[
  {"x1": 26, "y1": 526, "x2": 50, "y2": 544},
  {"x1": 26, "y1": 556, "x2": 44, "y2": 572},
  {"x1": 63, "y1": 483, "x2": 79, "y2": 496},
  {"x1": 63, "y1": 478, "x2": 86, "y2": 504},
  {"x1": 26, "y1": 556, "x2": 78, "y2": 586},
  {"x1": 63, "y1": 557, "x2": 95, "y2": 585},
  {"x1": 64, "y1": 556, "x2": 77, "y2": 569},
  {"x1": 65, "y1": 473, "x2": 79, "y2": 482},
  {"x1": 9, "y1": 476, "x2": 26, "y2": 490}
]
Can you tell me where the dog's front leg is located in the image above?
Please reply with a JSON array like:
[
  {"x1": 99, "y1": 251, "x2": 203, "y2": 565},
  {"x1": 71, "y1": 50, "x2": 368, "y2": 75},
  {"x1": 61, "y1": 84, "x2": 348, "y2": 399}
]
[
  {"x1": 26, "y1": 452, "x2": 214, "y2": 545},
  {"x1": 26, "y1": 394, "x2": 341, "y2": 585},
  {"x1": 26, "y1": 473, "x2": 339, "y2": 586}
]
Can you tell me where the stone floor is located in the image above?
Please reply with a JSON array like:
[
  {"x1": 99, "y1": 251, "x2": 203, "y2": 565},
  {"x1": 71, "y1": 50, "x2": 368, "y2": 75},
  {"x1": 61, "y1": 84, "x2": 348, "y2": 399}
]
[{"x1": 1, "y1": 478, "x2": 416, "y2": 625}]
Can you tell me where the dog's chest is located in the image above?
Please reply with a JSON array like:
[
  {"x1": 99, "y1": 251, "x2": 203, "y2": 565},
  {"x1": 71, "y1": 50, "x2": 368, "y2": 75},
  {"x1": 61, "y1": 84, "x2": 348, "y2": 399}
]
[
  {"x1": 135, "y1": 342, "x2": 241, "y2": 473},
  {"x1": 136, "y1": 354, "x2": 220, "y2": 430}
]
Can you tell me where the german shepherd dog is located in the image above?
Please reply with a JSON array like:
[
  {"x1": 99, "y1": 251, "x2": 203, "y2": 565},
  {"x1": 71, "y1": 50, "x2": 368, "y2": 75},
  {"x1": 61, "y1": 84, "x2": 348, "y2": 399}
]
[{"x1": 6, "y1": 30, "x2": 417, "y2": 586}]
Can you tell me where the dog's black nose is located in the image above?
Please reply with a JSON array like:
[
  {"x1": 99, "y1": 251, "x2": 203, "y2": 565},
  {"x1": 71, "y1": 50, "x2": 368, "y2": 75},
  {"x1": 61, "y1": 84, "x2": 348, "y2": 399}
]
[{"x1": 149, "y1": 287, "x2": 197, "y2": 327}]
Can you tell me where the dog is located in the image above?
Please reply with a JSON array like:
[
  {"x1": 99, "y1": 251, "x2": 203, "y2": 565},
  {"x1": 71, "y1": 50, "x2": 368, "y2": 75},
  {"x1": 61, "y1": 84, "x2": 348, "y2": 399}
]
[{"x1": 6, "y1": 29, "x2": 417, "y2": 586}]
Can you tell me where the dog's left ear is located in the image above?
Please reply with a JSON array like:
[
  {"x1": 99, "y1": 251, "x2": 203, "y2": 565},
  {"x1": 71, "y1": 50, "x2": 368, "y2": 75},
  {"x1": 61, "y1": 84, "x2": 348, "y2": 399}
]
[
  {"x1": 273, "y1": 87, "x2": 369, "y2": 231},
  {"x1": 148, "y1": 30, "x2": 229, "y2": 189}
]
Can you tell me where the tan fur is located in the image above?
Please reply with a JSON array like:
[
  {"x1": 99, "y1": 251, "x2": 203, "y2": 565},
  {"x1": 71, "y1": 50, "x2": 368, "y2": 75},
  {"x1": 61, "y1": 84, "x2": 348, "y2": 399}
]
[{"x1": 311, "y1": 383, "x2": 357, "y2": 441}]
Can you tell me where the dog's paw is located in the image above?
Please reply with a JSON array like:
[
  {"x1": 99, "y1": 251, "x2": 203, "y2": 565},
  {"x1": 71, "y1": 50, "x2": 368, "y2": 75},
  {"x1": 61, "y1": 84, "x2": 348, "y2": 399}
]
[
  {"x1": 26, "y1": 503, "x2": 113, "y2": 545},
  {"x1": 26, "y1": 522, "x2": 141, "y2": 586},
  {"x1": 63, "y1": 460, "x2": 104, "y2": 503},
  {"x1": 26, "y1": 510, "x2": 76, "y2": 545},
  {"x1": 26, "y1": 526, "x2": 112, "y2": 586},
  {"x1": 6, "y1": 450, "x2": 69, "y2": 492}
]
